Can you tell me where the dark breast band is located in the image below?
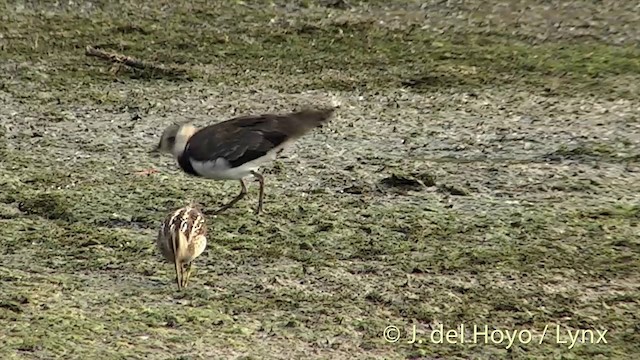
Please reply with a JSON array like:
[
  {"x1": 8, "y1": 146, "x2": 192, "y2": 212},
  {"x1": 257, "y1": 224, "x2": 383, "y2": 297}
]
[{"x1": 177, "y1": 152, "x2": 199, "y2": 176}]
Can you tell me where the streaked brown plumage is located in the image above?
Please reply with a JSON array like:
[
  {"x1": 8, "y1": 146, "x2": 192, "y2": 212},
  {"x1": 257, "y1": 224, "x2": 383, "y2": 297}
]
[
  {"x1": 156, "y1": 204, "x2": 207, "y2": 290},
  {"x1": 151, "y1": 107, "x2": 336, "y2": 215}
]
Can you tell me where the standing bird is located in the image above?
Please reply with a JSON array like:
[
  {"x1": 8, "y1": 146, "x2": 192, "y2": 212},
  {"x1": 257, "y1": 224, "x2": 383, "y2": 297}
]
[
  {"x1": 156, "y1": 204, "x2": 207, "y2": 290},
  {"x1": 151, "y1": 107, "x2": 336, "y2": 215}
]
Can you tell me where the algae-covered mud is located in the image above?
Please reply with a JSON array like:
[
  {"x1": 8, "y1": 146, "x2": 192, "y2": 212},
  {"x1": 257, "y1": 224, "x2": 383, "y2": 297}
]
[{"x1": 1, "y1": 1, "x2": 638, "y2": 359}]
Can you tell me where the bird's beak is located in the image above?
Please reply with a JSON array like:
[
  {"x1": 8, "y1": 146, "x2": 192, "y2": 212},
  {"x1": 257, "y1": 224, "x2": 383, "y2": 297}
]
[{"x1": 149, "y1": 144, "x2": 160, "y2": 154}]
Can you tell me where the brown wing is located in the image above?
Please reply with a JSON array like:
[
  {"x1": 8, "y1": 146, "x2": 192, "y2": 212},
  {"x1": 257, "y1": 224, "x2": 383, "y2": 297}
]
[
  {"x1": 161, "y1": 206, "x2": 207, "y2": 245},
  {"x1": 185, "y1": 207, "x2": 207, "y2": 239}
]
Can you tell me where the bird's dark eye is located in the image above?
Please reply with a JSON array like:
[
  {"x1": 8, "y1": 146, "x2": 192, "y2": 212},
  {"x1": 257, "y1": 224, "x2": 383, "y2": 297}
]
[{"x1": 167, "y1": 136, "x2": 176, "y2": 143}]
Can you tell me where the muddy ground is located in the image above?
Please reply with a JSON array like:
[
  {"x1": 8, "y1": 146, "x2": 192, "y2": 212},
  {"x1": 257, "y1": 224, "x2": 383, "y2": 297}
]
[{"x1": 0, "y1": 1, "x2": 639, "y2": 359}]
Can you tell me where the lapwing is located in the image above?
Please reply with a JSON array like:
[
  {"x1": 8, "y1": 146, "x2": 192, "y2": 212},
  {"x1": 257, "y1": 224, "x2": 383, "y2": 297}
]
[
  {"x1": 156, "y1": 204, "x2": 207, "y2": 290},
  {"x1": 151, "y1": 107, "x2": 336, "y2": 215}
]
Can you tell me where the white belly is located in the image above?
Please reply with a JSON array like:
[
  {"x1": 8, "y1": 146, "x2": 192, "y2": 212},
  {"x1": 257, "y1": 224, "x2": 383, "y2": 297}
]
[
  {"x1": 188, "y1": 141, "x2": 291, "y2": 180},
  {"x1": 190, "y1": 155, "x2": 266, "y2": 180}
]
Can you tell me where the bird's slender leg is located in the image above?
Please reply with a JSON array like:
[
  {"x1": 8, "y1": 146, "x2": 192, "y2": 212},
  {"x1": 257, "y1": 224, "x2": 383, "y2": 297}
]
[
  {"x1": 174, "y1": 260, "x2": 183, "y2": 291},
  {"x1": 251, "y1": 171, "x2": 265, "y2": 215},
  {"x1": 213, "y1": 179, "x2": 247, "y2": 215},
  {"x1": 182, "y1": 262, "x2": 193, "y2": 289}
]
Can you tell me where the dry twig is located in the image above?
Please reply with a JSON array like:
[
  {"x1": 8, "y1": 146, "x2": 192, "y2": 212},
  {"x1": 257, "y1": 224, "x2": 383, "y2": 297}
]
[
  {"x1": 133, "y1": 168, "x2": 160, "y2": 176},
  {"x1": 85, "y1": 46, "x2": 189, "y2": 79}
]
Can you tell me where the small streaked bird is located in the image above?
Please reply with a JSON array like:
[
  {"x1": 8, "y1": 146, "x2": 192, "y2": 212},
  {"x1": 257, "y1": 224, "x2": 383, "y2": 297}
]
[
  {"x1": 151, "y1": 107, "x2": 336, "y2": 215},
  {"x1": 156, "y1": 204, "x2": 207, "y2": 290}
]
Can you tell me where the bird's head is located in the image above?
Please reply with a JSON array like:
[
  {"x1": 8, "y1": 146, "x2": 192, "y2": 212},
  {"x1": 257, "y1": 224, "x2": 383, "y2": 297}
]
[{"x1": 150, "y1": 122, "x2": 198, "y2": 158}]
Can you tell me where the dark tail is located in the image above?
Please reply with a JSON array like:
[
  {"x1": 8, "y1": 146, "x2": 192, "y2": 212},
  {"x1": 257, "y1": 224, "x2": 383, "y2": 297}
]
[{"x1": 281, "y1": 107, "x2": 336, "y2": 137}]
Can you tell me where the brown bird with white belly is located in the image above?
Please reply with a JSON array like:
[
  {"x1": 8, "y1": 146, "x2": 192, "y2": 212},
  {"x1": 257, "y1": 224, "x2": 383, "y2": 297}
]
[
  {"x1": 151, "y1": 107, "x2": 336, "y2": 215},
  {"x1": 156, "y1": 204, "x2": 208, "y2": 290}
]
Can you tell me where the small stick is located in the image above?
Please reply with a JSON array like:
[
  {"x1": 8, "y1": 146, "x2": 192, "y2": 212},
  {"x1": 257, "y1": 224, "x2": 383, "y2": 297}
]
[
  {"x1": 133, "y1": 168, "x2": 159, "y2": 176},
  {"x1": 85, "y1": 46, "x2": 188, "y2": 78}
]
